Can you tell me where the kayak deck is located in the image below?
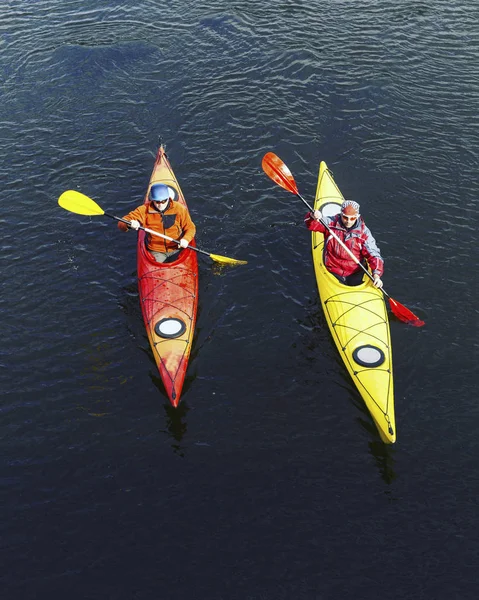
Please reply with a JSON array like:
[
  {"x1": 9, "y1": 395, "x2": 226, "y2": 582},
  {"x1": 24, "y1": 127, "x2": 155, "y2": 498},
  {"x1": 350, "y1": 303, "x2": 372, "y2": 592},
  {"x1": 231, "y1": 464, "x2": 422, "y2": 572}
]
[
  {"x1": 311, "y1": 161, "x2": 396, "y2": 443},
  {"x1": 137, "y1": 145, "x2": 198, "y2": 406}
]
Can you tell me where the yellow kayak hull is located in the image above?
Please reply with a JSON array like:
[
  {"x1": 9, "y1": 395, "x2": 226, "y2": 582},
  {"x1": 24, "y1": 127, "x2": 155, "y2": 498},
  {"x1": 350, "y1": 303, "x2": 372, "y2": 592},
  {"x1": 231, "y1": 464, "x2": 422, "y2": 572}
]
[{"x1": 312, "y1": 162, "x2": 396, "y2": 443}]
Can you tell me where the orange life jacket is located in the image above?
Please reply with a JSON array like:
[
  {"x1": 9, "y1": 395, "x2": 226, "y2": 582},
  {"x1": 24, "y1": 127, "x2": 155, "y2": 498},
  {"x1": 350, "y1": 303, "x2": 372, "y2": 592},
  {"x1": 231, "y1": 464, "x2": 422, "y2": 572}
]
[{"x1": 122, "y1": 200, "x2": 196, "y2": 253}]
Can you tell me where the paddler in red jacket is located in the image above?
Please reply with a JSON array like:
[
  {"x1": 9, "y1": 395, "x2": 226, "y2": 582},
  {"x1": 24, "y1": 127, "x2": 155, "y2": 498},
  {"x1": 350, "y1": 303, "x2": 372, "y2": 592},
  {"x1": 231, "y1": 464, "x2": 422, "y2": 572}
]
[
  {"x1": 118, "y1": 183, "x2": 196, "y2": 263},
  {"x1": 304, "y1": 200, "x2": 384, "y2": 288}
]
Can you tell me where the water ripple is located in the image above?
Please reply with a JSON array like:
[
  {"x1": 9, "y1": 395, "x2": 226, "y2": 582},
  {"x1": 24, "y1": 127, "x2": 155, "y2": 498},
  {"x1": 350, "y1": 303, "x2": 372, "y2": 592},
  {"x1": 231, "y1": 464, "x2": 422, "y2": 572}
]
[{"x1": 1, "y1": 3, "x2": 479, "y2": 596}]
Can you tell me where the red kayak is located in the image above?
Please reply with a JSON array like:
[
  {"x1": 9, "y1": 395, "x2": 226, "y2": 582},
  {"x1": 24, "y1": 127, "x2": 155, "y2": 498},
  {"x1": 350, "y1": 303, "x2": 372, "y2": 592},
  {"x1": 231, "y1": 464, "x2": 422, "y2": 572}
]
[{"x1": 137, "y1": 145, "x2": 198, "y2": 406}]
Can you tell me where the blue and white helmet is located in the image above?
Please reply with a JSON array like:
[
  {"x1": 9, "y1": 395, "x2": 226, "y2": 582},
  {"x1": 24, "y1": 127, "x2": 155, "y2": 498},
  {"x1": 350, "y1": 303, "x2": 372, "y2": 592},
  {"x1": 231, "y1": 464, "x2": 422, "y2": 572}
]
[{"x1": 149, "y1": 183, "x2": 170, "y2": 202}]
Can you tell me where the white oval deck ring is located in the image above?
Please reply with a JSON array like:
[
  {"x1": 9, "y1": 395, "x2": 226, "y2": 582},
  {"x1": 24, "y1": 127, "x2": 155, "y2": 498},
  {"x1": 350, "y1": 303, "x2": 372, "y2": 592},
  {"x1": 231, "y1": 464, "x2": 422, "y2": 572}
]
[
  {"x1": 154, "y1": 317, "x2": 186, "y2": 339},
  {"x1": 352, "y1": 345, "x2": 385, "y2": 368},
  {"x1": 320, "y1": 202, "x2": 341, "y2": 218}
]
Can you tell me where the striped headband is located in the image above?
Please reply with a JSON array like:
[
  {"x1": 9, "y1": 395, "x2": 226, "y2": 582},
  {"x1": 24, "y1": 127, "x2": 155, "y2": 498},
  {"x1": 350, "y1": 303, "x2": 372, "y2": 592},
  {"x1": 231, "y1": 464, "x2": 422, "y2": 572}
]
[{"x1": 341, "y1": 200, "x2": 360, "y2": 213}]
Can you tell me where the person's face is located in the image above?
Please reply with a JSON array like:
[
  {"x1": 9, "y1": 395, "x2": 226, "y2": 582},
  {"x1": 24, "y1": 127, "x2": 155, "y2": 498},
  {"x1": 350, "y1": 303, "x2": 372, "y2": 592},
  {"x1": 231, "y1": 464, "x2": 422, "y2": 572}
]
[
  {"x1": 341, "y1": 205, "x2": 359, "y2": 228},
  {"x1": 154, "y1": 199, "x2": 169, "y2": 211}
]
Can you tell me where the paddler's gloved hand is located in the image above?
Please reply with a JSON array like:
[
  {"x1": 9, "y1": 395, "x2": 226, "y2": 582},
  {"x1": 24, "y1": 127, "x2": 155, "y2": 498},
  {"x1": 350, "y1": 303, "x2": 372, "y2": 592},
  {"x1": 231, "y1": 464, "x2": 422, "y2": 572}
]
[
  {"x1": 373, "y1": 274, "x2": 383, "y2": 289},
  {"x1": 179, "y1": 238, "x2": 189, "y2": 249},
  {"x1": 313, "y1": 210, "x2": 322, "y2": 221},
  {"x1": 130, "y1": 220, "x2": 141, "y2": 231},
  {"x1": 118, "y1": 221, "x2": 129, "y2": 232}
]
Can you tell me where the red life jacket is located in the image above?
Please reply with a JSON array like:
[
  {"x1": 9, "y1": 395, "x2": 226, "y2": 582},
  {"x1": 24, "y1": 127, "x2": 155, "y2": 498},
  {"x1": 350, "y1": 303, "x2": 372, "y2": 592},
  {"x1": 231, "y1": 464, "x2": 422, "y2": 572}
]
[{"x1": 305, "y1": 212, "x2": 384, "y2": 278}]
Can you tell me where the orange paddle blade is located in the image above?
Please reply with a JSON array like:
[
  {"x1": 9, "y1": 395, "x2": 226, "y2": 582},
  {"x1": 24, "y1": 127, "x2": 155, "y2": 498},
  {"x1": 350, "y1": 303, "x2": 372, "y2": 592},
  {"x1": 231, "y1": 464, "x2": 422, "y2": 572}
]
[
  {"x1": 389, "y1": 298, "x2": 425, "y2": 327},
  {"x1": 262, "y1": 153, "x2": 425, "y2": 328},
  {"x1": 262, "y1": 152, "x2": 299, "y2": 195}
]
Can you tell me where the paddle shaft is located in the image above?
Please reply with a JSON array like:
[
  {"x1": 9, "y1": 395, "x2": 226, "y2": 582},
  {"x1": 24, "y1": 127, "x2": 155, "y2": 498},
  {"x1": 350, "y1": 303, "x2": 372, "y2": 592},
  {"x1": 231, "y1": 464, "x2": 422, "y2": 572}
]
[
  {"x1": 298, "y1": 192, "x2": 392, "y2": 297},
  {"x1": 261, "y1": 152, "x2": 423, "y2": 324},
  {"x1": 105, "y1": 212, "x2": 212, "y2": 259}
]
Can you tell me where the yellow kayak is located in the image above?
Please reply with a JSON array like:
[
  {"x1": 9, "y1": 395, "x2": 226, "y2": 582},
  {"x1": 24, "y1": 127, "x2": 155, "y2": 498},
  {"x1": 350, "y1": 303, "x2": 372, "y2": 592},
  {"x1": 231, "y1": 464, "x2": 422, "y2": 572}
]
[{"x1": 311, "y1": 162, "x2": 396, "y2": 443}]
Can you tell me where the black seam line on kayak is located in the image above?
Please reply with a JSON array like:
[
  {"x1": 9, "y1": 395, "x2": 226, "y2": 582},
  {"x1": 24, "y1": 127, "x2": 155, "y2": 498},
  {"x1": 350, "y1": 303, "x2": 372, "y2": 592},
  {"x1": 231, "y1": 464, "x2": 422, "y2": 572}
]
[
  {"x1": 142, "y1": 275, "x2": 196, "y2": 294},
  {"x1": 330, "y1": 311, "x2": 385, "y2": 330},
  {"x1": 330, "y1": 321, "x2": 390, "y2": 359},
  {"x1": 330, "y1": 310, "x2": 387, "y2": 334},
  {"x1": 140, "y1": 279, "x2": 197, "y2": 304},
  {"x1": 325, "y1": 297, "x2": 387, "y2": 319},
  {"x1": 326, "y1": 291, "x2": 383, "y2": 306},
  {"x1": 327, "y1": 295, "x2": 386, "y2": 314},
  {"x1": 329, "y1": 316, "x2": 393, "y2": 417},
  {"x1": 147, "y1": 305, "x2": 192, "y2": 325},
  {"x1": 142, "y1": 291, "x2": 196, "y2": 326},
  {"x1": 140, "y1": 273, "x2": 197, "y2": 294},
  {"x1": 145, "y1": 279, "x2": 195, "y2": 301},
  {"x1": 327, "y1": 290, "x2": 384, "y2": 302},
  {"x1": 154, "y1": 337, "x2": 190, "y2": 347},
  {"x1": 157, "y1": 347, "x2": 189, "y2": 384},
  {"x1": 316, "y1": 194, "x2": 342, "y2": 202},
  {"x1": 142, "y1": 290, "x2": 196, "y2": 308},
  {"x1": 155, "y1": 336, "x2": 190, "y2": 355},
  {"x1": 325, "y1": 303, "x2": 389, "y2": 347},
  {"x1": 324, "y1": 324, "x2": 393, "y2": 423},
  {"x1": 139, "y1": 268, "x2": 198, "y2": 288},
  {"x1": 334, "y1": 323, "x2": 389, "y2": 351},
  {"x1": 158, "y1": 356, "x2": 180, "y2": 389},
  {"x1": 349, "y1": 358, "x2": 393, "y2": 417},
  {"x1": 327, "y1": 299, "x2": 388, "y2": 329},
  {"x1": 386, "y1": 415, "x2": 394, "y2": 435},
  {"x1": 328, "y1": 309, "x2": 393, "y2": 370},
  {"x1": 146, "y1": 310, "x2": 193, "y2": 337},
  {"x1": 336, "y1": 325, "x2": 391, "y2": 371},
  {"x1": 142, "y1": 288, "x2": 195, "y2": 308},
  {"x1": 348, "y1": 366, "x2": 394, "y2": 421},
  {"x1": 148, "y1": 310, "x2": 193, "y2": 329},
  {"x1": 332, "y1": 309, "x2": 387, "y2": 329},
  {"x1": 142, "y1": 287, "x2": 196, "y2": 306},
  {"x1": 352, "y1": 367, "x2": 390, "y2": 375},
  {"x1": 151, "y1": 313, "x2": 193, "y2": 330},
  {"x1": 328, "y1": 308, "x2": 387, "y2": 331},
  {"x1": 329, "y1": 304, "x2": 384, "y2": 320},
  {"x1": 139, "y1": 271, "x2": 198, "y2": 294}
]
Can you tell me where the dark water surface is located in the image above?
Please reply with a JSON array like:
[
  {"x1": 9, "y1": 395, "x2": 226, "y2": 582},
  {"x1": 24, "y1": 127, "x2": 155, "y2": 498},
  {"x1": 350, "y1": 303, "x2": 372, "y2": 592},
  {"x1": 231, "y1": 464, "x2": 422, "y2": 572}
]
[{"x1": 2, "y1": 1, "x2": 478, "y2": 598}]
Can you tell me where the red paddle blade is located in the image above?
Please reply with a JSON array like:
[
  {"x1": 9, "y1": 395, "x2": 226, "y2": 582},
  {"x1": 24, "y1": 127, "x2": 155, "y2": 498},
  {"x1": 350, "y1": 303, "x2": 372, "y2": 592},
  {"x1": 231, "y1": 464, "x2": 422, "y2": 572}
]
[
  {"x1": 262, "y1": 152, "x2": 299, "y2": 195},
  {"x1": 388, "y1": 298, "x2": 425, "y2": 327}
]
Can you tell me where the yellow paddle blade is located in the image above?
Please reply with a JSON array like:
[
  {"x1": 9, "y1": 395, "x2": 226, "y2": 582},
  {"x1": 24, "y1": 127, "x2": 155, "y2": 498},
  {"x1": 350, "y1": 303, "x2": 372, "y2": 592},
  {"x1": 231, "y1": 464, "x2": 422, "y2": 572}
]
[
  {"x1": 209, "y1": 253, "x2": 247, "y2": 266},
  {"x1": 58, "y1": 190, "x2": 105, "y2": 216}
]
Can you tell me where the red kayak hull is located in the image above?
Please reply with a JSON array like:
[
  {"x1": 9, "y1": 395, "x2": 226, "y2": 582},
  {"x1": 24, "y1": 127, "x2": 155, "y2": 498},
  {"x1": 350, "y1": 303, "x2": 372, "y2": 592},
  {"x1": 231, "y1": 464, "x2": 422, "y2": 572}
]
[{"x1": 136, "y1": 145, "x2": 198, "y2": 406}]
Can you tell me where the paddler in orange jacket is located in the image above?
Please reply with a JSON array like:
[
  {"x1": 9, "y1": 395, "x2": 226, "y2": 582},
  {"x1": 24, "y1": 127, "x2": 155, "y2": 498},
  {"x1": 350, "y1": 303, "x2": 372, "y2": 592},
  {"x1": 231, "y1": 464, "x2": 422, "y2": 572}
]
[{"x1": 118, "y1": 183, "x2": 196, "y2": 263}]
